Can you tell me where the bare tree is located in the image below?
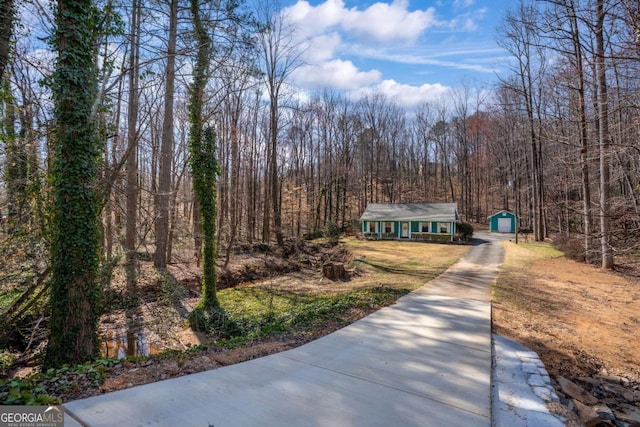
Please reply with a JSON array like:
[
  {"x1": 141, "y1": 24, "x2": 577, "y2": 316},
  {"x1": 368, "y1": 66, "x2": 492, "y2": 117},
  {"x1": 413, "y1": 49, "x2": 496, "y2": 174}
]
[
  {"x1": 1, "y1": 77, "x2": 24, "y2": 231},
  {"x1": 218, "y1": 55, "x2": 258, "y2": 267},
  {"x1": 498, "y1": 1, "x2": 548, "y2": 241},
  {"x1": 125, "y1": 0, "x2": 142, "y2": 290},
  {"x1": 256, "y1": 1, "x2": 303, "y2": 247},
  {"x1": 595, "y1": 0, "x2": 613, "y2": 268},
  {"x1": 154, "y1": 0, "x2": 178, "y2": 269},
  {"x1": 546, "y1": 0, "x2": 595, "y2": 258}
]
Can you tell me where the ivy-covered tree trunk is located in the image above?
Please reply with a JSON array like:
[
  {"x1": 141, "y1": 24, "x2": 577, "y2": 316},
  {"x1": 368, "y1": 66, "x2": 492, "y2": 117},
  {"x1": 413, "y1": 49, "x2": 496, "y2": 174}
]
[
  {"x1": 192, "y1": 126, "x2": 219, "y2": 309},
  {"x1": 1, "y1": 77, "x2": 27, "y2": 232},
  {"x1": 0, "y1": 0, "x2": 15, "y2": 81},
  {"x1": 187, "y1": 0, "x2": 226, "y2": 333},
  {"x1": 45, "y1": 0, "x2": 101, "y2": 368}
]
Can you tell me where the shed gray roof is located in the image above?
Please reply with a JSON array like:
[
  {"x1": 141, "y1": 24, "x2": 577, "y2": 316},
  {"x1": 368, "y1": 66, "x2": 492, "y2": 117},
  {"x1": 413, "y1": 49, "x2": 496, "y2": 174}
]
[{"x1": 360, "y1": 203, "x2": 458, "y2": 222}]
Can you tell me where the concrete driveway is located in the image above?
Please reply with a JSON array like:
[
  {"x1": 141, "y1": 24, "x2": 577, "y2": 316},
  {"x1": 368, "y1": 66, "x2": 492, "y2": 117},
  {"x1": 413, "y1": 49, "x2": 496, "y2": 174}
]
[{"x1": 63, "y1": 233, "x2": 547, "y2": 427}]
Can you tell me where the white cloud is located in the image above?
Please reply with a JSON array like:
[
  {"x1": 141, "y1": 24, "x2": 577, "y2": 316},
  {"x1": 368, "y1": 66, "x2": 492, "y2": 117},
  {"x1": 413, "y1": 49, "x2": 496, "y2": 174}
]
[
  {"x1": 351, "y1": 46, "x2": 499, "y2": 74},
  {"x1": 460, "y1": 17, "x2": 478, "y2": 31},
  {"x1": 453, "y1": 0, "x2": 475, "y2": 8},
  {"x1": 285, "y1": 0, "x2": 345, "y2": 38},
  {"x1": 341, "y1": 0, "x2": 438, "y2": 43},
  {"x1": 350, "y1": 79, "x2": 450, "y2": 109},
  {"x1": 284, "y1": 0, "x2": 439, "y2": 43},
  {"x1": 305, "y1": 33, "x2": 342, "y2": 63},
  {"x1": 279, "y1": 1, "x2": 502, "y2": 110},
  {"x1": 291, "y1": 59, "x2": 382, "y2": 90},
  {"x1": 447, "y1": 7, "x2": 486, "y2": 32}
]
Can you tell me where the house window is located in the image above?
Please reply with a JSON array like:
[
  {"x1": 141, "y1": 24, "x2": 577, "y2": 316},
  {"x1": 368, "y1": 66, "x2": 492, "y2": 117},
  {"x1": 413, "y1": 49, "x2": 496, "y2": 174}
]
[
  {"x1": 368, "y1": 222, "x2": 377, "y2": 233},
  {"x1": 384, "y1": 222, "x2": 393, "y2": 233},
  {"x1": 439, "y1": 222, "x2": 450, "y2": 233},
  {"x1": 420, "y1": 222, "x2": 430, "y2": 233}
]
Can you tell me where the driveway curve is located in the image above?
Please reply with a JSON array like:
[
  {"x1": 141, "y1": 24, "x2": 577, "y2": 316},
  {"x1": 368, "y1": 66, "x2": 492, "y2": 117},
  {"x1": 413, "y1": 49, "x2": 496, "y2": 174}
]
[{"x1": 64, "y1": 234, "x2": 505, "y2": 427}]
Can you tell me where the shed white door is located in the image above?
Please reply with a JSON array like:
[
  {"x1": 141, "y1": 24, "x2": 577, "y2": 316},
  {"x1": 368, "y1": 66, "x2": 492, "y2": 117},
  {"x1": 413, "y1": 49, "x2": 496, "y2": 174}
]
[{"x1": 497, "y1": 218, "x2": 511, "y2": 233}]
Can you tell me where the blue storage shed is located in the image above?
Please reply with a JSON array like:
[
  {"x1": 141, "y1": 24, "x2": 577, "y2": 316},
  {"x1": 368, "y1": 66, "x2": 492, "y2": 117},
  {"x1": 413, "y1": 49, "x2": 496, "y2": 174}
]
[{"x1": 489, "y1": 210, "x2": 518, "y2": 233}]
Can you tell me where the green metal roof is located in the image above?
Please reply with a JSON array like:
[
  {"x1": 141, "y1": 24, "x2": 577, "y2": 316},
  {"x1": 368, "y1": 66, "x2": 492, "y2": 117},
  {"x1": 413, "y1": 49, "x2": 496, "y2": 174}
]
[{"x1": 360, "y1": 203, "x2": 459, "y2": 222}]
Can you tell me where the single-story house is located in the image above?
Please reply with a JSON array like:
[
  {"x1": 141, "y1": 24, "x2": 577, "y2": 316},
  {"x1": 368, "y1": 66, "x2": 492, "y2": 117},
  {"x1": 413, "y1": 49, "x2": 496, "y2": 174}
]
[
  {"x1": 360, "y1": 203, "x2": 459, "y2": 242},
  {"x1": 489, "y1": 210, "x2": 518, "y2": 233}
]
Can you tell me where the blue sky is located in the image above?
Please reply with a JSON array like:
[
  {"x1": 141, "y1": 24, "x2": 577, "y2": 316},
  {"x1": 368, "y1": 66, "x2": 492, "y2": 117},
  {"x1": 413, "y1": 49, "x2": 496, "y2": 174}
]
[{"x1": 279, "y1": 0, "x2": 512, "y2": 108}]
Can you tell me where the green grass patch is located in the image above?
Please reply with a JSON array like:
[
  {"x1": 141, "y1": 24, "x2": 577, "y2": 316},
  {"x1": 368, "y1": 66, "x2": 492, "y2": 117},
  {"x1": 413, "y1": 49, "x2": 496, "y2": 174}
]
[
  {"x1": 218, "y1": 286, "x2": 409, "y2": 340},
  {"x1": 0, "y1": 289, "x2": 22, "y2": 313},
  {"x1": 0, "y1": 351, "x2": 15, "y2": 373},
  {"x1": 0, "y1": 271, "x2": 40, "y2": 311}
]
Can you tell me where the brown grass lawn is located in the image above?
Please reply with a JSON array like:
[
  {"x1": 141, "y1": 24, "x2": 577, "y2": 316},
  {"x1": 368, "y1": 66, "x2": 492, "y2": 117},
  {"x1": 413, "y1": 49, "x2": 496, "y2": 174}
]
[
  {"x1": 241, "y1": 238, "x2": 470, "y2": 296},
  {"x1": 342, "y1": 238, "x2": 469, "y2": 290},
  {"x1": 492, "y1": 241, "x2": 640, "y2": 382}
]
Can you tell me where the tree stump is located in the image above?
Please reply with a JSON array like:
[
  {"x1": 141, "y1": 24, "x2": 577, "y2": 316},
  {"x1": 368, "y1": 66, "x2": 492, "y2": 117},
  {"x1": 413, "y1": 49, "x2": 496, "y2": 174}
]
[{"x1": 322, "y1": 262, "x2": 347, "y2": 281}]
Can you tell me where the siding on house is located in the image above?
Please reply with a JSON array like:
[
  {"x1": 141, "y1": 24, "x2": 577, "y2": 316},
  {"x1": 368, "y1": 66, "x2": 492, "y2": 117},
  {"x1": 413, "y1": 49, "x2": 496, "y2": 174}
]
[{"x1": 360, "y1": 203, "x2": 459, "y2": 242}]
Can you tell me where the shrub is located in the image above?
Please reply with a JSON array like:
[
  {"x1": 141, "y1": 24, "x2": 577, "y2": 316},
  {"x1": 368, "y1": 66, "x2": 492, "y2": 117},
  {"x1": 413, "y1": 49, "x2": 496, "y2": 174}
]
[
  {"x1": 456, "y1": 222, "x2": 474, "y2": 241},
  {"x1": 188, "y1": 304, "x2": 240, "y2": 338},
  {"x1": 322, "y1": 221, "x2": 341, "y2": 242}
]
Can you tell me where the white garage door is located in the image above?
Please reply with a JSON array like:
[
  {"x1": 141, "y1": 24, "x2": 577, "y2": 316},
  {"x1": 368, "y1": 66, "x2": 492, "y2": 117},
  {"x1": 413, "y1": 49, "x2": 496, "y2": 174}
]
[{"x1": 497, "y1": 218, "x2": 511, "y2": 233}]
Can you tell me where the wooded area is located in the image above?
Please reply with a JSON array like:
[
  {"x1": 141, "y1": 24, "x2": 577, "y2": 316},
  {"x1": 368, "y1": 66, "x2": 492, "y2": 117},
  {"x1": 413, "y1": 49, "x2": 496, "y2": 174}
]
[{"x1": 1, "y1": 0, "x2": 639, "y2": 367}]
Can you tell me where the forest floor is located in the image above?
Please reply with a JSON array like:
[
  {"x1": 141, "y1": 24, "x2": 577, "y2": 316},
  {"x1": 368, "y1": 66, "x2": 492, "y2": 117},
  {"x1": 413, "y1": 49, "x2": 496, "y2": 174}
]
[{"x1": 4, "y1": 234, "x2": 640, "y2": 422}]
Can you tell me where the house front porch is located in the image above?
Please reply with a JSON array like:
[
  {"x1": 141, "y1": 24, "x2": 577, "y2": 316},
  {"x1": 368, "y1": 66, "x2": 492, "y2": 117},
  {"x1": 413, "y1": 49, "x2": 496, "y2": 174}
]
[{"x1": 362, "y1": 220, "x2": 455, "y2": 243}]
